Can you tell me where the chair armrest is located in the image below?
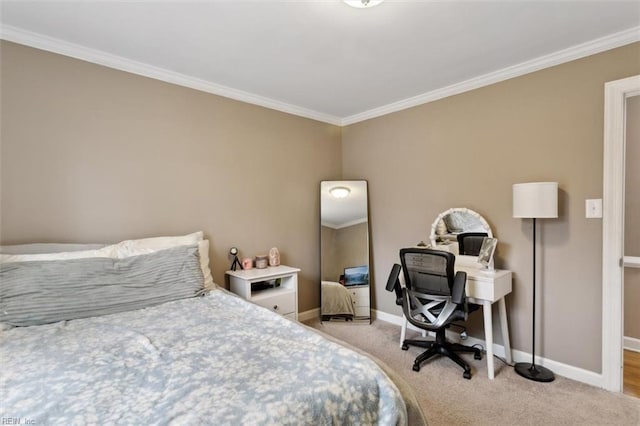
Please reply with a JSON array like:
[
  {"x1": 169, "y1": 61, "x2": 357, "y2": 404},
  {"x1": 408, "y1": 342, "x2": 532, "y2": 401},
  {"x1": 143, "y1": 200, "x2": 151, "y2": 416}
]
[
  {"x1": 386, "y1": 263, "x2": 403, "y2": 306},
  {"x1": 451, "y1": 271, "x2": 467, "y2": 305}
]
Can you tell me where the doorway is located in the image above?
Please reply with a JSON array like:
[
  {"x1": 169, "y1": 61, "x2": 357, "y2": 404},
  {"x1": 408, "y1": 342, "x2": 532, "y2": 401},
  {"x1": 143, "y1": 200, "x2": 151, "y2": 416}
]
[
  {"x1": 622, "y1": 95, "x2": 640, "y2": 398},
  {"x1": 602, "y1": 75, "x2": 640, "y2": 393},
  {"x1": 624, "y1": 350, "x2": 640, "y2": 397}
]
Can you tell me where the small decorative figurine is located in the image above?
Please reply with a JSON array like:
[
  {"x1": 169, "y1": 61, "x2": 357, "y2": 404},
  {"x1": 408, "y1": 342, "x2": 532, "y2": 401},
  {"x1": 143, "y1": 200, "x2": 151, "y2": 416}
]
[
  {"x1": 229, "y1": 247, "x2": 243, "y2": 271},
  {"x1": 269, "y1": 247, "x2": 280, "y2": 266},
  {"x1": 242, "y1": 257, "x2": 253, "y2": 270},
  {"x1": 255, "y1": 255, "x2": 268, "y2": 269}
]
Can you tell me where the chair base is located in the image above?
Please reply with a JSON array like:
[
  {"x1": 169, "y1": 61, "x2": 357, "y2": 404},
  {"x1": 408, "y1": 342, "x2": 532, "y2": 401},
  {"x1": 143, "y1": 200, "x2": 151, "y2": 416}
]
[{"x1": 402, "y1": 328, "x2": 481, "y2": 379}]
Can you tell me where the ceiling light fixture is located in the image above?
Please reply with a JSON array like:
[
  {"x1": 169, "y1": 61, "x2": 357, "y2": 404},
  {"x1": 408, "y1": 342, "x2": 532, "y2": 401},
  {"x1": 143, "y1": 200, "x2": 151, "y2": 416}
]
[
  {"x1": 330, "y1": 186, "x2": 351, "y2": 198},
  {"x1": 343, "y1": 0, "x2": 384, "y2": 8}
]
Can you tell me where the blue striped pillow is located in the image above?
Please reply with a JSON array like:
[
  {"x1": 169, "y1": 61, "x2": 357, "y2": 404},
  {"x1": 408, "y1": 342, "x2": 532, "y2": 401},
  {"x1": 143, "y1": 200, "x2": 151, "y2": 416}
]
[{"x1": 0, "y1": 245, "x2": 205, "y2": 327}]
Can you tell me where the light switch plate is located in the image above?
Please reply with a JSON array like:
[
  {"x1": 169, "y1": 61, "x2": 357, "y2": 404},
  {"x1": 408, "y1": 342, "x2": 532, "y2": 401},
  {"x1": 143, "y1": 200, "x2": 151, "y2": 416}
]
[{"x1": 586, "y1": 199, "x2": 603, "y2": 218}]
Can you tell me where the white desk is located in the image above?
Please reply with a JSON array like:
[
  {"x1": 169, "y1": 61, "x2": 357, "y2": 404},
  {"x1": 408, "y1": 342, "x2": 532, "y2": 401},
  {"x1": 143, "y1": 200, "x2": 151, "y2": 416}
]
[{"x1": 399, "y1": 260, "x2": 513, "y2": 379}]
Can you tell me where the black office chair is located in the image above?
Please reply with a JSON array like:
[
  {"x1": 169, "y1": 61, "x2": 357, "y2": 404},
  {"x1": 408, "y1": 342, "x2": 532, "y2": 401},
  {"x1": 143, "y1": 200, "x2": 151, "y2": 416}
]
[
  {"x1": 386, "y1": 248, "x2": 481, "y2": 379},
  {"x1": 457, "y1": 232, "x2": 488, "y2": 256}
]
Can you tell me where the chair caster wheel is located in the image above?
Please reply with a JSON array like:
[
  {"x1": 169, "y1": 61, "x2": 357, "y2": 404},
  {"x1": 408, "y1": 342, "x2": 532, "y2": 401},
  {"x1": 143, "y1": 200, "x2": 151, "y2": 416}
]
[
  {"x1": 401, "y1": 344, "x2": 409, "y2": 351},
  {"x1": 412, "y1": 364, "x2": 420, "y2": 372},
  {"x1": 463, "y1": 371, "x2": 471, "y2": 380},
  {"x1": 474, "y1": 352, "x2": 482, "y2": 360}
]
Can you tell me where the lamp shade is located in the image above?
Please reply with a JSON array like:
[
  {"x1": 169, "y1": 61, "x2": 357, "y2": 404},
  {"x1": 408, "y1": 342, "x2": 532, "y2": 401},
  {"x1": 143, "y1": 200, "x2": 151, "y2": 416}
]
[{"x1": 513, "y1": 182, "x2": 558, "y2": 218}]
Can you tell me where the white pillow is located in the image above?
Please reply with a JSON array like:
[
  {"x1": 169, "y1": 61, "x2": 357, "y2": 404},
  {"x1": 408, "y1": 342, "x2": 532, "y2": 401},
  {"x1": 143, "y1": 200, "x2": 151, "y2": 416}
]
[
  {"x1": 0, "y1": 232, "x2": 203, "y2": 263},
  {"x1": 112, "y1": 231, "x2": 203, "y2": 257},
  {"x1": 0, "y1": 243, "x2": 106, "y2": 254},
  {"x1": 0, "y1": 231, "x2": 215, "y2": 290},
  {"x1": 0, "y1": 246, "x2": 117, "y2": 262},
  {"x1": 197, "y1": 239, "x2": 215, "y2": 290}
]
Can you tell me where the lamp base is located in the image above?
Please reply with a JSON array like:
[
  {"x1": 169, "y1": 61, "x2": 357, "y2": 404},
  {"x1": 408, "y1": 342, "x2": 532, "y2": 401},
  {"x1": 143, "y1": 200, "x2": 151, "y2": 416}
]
[{"x1": 514, "y1": 362, "x2": 555, "y2": 382}]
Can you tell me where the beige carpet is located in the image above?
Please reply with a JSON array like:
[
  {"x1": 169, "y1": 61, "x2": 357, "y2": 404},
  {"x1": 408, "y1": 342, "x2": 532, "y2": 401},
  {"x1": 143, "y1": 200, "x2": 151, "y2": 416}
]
[{"x1": 305, "y1": 319, "x2": 640, "y2": 426}]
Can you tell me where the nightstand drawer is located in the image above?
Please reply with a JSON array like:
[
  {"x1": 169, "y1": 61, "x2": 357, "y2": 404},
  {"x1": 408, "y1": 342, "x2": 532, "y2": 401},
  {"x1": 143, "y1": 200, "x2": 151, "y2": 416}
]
[
  {"x1": 349, "y1": 286, "x2": 369, "y2": 307},
  {"x1": 226, "y1": 265, "x2": 300, "y2": 321},
  {"x1": 254, "y1": 291, "x2": 295, "y2": 316},
  {"x1": 354, "y1": 306, "x2": 369, "y2": 317}
]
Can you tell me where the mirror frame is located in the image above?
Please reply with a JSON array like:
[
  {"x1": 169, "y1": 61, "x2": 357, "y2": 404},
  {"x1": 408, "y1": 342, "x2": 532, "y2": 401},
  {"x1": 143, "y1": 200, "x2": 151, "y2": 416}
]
[
  {"x1": 429, "y1": 207, "x2": 493, "y2": 248},
  {"x1": 320, "y1": 180, "x2": 371, "y2": 323}
]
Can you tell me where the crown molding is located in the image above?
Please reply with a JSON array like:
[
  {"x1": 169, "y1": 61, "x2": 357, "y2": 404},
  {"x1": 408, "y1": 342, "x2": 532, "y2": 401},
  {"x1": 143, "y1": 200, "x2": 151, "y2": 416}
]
[
  {"x1": 321, "y1": 216, "x2": 367, "y2": 230},
  {"x1": 341, "y1": 26, "x2": 640, "y2": 126},
  {"x1": 2, "y1": 24, "x2": 638, "y2": 128},
  {"x1": 0, "y1": 25, "x2": 343, "y2": 126}
]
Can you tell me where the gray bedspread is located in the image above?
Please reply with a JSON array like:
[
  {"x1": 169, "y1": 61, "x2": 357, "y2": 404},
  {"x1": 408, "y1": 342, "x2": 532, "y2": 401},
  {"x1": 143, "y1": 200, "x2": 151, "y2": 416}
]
[{"x1": 0, "y1": 289, "x2": 407, "y2": 425}]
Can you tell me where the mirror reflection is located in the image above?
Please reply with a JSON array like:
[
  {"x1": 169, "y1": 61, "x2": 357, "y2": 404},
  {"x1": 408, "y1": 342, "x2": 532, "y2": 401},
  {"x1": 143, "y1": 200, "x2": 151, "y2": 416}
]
[
  {"x1": 429, "y1": 207, "x2": 493, "y2": 258},
  {"x1": 320, "y1": 180, "x2": 370, "y2": 323}
]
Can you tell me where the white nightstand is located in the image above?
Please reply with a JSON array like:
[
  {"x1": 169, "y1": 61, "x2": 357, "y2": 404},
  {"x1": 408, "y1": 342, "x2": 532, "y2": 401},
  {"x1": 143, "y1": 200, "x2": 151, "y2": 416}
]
[
  {"x1": 348, "y1": 285, "x2": 370, "y2": 319},
  {"x1": 226, "y1": 265, "x2": 300, "y2": 320}
]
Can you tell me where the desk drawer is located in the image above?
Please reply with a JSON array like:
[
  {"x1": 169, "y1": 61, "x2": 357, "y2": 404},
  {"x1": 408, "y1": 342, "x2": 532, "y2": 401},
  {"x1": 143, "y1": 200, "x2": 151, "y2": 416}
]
[
  {"x1": 466, "y1": 272, "x2": 512, "y2": 302},
  {"x1": 466, "y1": 278, "x2": 494, "y2": 300},
  {"x1": 254, "y1": 291, "x2": 295, "y2": 316}
]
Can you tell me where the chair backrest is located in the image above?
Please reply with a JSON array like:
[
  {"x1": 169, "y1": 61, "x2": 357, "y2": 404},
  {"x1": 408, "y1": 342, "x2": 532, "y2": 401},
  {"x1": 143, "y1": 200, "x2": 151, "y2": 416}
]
[
  {"x1": 399, "y1": 248, "x2": 465, "y2": 330},
  {"x1": 457, "y1": 232, "x2": 488, "y2": 256},
  {"x1": 399, "y1": 248, "x2": 455, "y2": 296}
]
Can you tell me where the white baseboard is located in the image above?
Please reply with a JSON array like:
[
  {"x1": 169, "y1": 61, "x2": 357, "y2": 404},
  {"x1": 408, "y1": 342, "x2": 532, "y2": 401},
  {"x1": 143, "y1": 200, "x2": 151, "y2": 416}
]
[
  {"x1": 298, "y1": 308, "x2": 320, "y2": 323},
  {"x1": 624, "y1": 336, "x2": 640, "y2": 352},
  {"x1": 373, "y1": 309, "x2": 605, "y2": 388},
  {"x1": 304, "y1": 307, "x2": 606, "y2": 388},
  {"x1": 509, "y1": 347, "x2": 604, "y2": 388}
]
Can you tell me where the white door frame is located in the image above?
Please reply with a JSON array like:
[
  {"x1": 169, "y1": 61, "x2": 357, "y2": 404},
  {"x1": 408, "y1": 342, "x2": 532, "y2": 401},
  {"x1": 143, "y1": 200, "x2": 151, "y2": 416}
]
[{"x1": 602, "y1": 74, "x2": 640, "y2": 392}]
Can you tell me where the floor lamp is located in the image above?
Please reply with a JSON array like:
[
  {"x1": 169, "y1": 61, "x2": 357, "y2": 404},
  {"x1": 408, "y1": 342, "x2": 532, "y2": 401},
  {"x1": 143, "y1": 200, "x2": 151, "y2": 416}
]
[{"x1": 513, "y1": 182, "x2": 558, "y2": 383}]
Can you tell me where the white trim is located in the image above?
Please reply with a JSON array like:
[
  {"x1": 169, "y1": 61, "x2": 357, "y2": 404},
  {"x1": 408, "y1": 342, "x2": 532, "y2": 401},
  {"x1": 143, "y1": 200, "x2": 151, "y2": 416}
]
[
  {"x1": 0, "y1": 25, "x2": 343, "y2": 126},
  {"x1": 623, "y1": 256, "x2": 640, "y2": 268},
  {"x1": 341, "y1": 26, "x2": 640, "y2": 125},
  {"x1": 602, "y1": 75, "x2": 640, "y2": 392},
  {"x1": 372, "y1": 308, "x2": 408, "y2": 326},
  {"x1": 509, "y1": 348, "x2": 604, "y2": 388},
  {"x1": 2, "y1": 24, "x2": 638, "y2": 127},
  {"x1": 373, "y1": 310, "x2": 604, "y2": 388},
  {"x1": 321, "y1": 217, "x2": 368, "y2": 230},
  {"x1": 297, "y1": 307, "x2": 320, "y2": 322},
  {"x1": 624, "y1": 336, "x2": 640, "y2": 353}
]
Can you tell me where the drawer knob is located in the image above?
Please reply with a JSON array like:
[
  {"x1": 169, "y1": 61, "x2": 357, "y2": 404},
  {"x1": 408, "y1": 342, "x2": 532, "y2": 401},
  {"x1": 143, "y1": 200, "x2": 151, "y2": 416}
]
[{"x1": 273, "y1": 305, "x2": 278, "y2": 310}]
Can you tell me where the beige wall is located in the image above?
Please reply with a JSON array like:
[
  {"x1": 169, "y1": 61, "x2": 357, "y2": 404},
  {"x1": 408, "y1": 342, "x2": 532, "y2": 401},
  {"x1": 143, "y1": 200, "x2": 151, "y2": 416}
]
[
  {"x1": 342, "y1": 43, "x2": 640, "y2": 372},
  {"x1": 624, "y1": 95, "x2": 640, "y2": 340},
  {"x1": 321, "y1": 222, "x2": 369, "y2": 282},
  {"x1": 0, "y1": 41, "x2": 342, "y2": 312},
  {"x1": 321, "y1": 226, "x2": 340, "y2": 281},
  {"x1": 2, "y1": 39, "x2": 639, "y2": 373}
]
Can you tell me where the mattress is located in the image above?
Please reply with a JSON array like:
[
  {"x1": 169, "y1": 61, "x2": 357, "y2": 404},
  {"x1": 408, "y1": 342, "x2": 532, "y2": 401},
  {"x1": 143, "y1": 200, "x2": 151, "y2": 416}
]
[{"x1": 1, "y1": 289, "x2": 412, "y2": 425}]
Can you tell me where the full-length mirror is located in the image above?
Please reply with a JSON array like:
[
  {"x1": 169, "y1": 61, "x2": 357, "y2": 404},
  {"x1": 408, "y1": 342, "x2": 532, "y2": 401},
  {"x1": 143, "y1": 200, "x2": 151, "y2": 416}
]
[
  {"x1": 320, "y1": 180, "x2": 370, "y2": 323},
  {"x1": 429, "y1": 207, "x2": 493, "y2": 266}
]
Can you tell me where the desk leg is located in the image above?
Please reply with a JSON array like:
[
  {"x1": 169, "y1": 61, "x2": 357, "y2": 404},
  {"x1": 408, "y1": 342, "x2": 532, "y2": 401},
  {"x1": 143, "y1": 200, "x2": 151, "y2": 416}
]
[
  {"x1": 400, "y1": 317, "x2": 407, "y2": 348},
  {"x1": 498, "y1": 297, "x2": 512, "y2": 365},
  {"x1": 483, "y1": 300, "x2": 495, "y2": 380}
]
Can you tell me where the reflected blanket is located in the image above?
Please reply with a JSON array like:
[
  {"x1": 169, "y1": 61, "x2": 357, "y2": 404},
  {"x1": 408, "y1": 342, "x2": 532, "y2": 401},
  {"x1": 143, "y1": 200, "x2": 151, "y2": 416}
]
[{"x1": 321, "y1": 280, "x2": 356, "y2": 317}]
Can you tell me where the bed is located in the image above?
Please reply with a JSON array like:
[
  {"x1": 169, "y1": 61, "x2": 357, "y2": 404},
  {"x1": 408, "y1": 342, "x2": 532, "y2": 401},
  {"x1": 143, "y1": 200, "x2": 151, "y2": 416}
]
[
  {"x1": 321, "y1": 280, "x2": 355, "y2": 321},
  {"x1": 0, "y1": 233, "x2": 426, "y2": 425}
]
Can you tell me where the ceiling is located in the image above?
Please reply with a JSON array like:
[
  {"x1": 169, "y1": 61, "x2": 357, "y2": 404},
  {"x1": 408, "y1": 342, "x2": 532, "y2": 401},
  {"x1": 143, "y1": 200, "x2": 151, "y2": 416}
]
[
  {"x1": 321, "y1": 181, "x2": 368, "y2": 229},
  {"x1": 1, "y1": 1, "x2": 639, "y2": 125}
]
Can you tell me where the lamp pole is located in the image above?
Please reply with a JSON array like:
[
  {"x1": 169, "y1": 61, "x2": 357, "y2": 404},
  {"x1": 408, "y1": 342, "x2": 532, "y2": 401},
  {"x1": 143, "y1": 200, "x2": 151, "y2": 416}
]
[{"x1": 514, "y1": 217, "x2": 555, "y2": 382}]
